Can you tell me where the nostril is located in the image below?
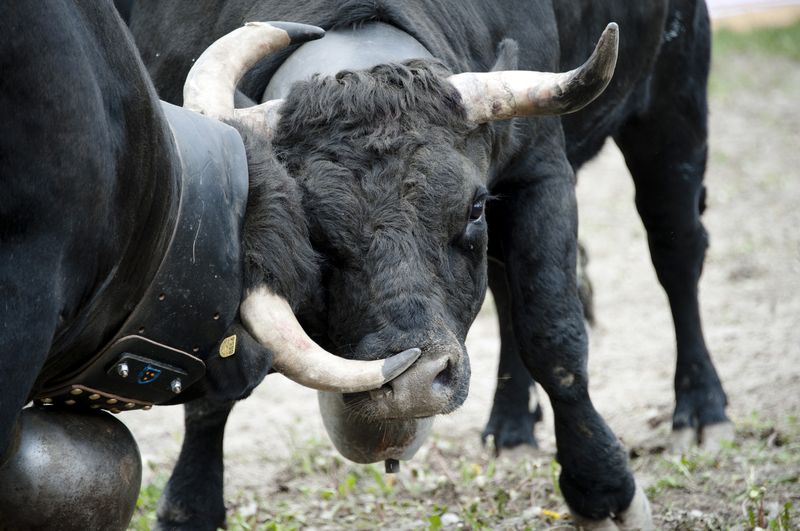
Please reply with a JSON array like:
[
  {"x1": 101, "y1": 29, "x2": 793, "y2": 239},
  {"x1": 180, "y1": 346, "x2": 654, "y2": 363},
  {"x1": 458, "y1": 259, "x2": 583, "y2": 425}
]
[{"x1": 432, "y1": 358, "x2": 452, "y2": 391}]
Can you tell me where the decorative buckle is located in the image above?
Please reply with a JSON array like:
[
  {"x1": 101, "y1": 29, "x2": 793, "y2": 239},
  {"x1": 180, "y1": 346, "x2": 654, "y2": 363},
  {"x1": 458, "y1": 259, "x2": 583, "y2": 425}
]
[{"x1": 36, "y1": 335, "x2": 205, "y2": 411}]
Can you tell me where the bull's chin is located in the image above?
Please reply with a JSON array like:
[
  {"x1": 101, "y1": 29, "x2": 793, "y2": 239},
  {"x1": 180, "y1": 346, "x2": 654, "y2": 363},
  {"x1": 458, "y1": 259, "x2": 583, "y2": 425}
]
[
  {"x1": 317, "y1": 346, "x2": 470, "y2": 464},
  {"x1": 318, "y1": 392, "x2": 436, "y2": 464}
]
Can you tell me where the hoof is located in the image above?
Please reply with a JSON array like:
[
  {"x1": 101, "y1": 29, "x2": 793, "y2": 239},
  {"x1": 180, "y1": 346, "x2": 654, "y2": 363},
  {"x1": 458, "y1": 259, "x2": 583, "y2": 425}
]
[
  {"x1": 0, "y1": 407, "x2": 142, "y2": 530},
  {"x1": 570, "y1": 481, "x2": 653, "y2": 531},
  {"x1": 481, "y1": 403, "x2": 542, "y2": 455},
  {"x1": 668, "y1": 421, "x2": 735, "y2": 454},
  {"x1": 700, "y1": 421, "x2": 735, "y2": 452},
  {"x1": 667, "y1": 426, "x2": 696, "y2": 454}
]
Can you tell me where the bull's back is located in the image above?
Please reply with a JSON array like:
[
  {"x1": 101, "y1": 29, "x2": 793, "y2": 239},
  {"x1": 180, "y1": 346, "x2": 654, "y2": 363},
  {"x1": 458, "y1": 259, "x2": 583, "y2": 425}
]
[
  {"x1": 129, "y1": 0, "x2": 574, "y2": 104},
  {"x1": 554, "y1": 0, "x2": 710, "y2": 168},
  {"x1": 128, "y1": 0, "x2": 701, "y2": 171}
]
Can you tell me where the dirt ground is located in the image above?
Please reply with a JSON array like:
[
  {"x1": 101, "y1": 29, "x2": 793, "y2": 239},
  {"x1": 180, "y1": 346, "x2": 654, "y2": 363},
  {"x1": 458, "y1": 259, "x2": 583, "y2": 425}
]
[{"x1": 124, "y1": 28, "x2": 800, "y2": 531}]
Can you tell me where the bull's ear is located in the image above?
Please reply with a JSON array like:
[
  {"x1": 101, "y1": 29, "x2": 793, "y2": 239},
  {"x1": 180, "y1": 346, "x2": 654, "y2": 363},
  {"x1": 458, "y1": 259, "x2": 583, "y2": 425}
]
[
  {"x1": 203, "y1": 322, "x2": 273, "y2": 402},
  {"x1": 491, "y1": 38, "x2": 519, "y2": 72}
]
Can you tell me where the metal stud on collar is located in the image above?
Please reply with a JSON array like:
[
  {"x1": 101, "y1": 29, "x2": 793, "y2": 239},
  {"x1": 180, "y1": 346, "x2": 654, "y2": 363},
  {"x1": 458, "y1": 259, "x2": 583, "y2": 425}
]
[{"x1": 34, "y1": 385, "x2": 153, "y2": 412}]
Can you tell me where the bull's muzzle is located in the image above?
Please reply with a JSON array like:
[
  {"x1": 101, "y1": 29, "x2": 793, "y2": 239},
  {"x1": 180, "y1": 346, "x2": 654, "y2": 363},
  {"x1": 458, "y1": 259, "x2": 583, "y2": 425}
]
[
  {"x1": 365, "y1": 347, "x2": 464, "y2": 418},
  {"x1": 317, "y1": 341, "x2": 469, "y2": 466}
]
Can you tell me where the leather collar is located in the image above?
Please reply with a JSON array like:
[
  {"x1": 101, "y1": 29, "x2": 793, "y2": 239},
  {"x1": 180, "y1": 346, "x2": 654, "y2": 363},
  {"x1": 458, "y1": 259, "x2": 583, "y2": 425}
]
[{"x1": 33, "y1": 102, "x2": 249, "y2": 411}]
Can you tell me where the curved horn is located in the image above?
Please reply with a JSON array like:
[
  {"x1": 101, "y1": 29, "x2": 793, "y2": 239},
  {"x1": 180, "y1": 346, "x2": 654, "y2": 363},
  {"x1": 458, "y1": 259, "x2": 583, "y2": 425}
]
[
  {"x1": 183, "y1": 21, "x2": 324, "y2": 135},
  {"x1": 448, "y1": 23, "x2": 619, "y2": 124},
  {"x1": 240, "y1": 287, "x2": 422, "y2": 393}
]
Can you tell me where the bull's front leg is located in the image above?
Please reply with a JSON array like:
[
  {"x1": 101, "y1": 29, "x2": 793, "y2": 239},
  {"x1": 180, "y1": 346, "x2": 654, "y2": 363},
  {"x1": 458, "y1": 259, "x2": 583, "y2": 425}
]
[
  {"x1": 491, "y1": 173, "x2": 651, "y2": 529},
  {"x1": 156, "y1": 397, "x2": 235, "y2": 531},
  {"x1": 482, "y1": 260, "x2": 543, "y2": 452}
]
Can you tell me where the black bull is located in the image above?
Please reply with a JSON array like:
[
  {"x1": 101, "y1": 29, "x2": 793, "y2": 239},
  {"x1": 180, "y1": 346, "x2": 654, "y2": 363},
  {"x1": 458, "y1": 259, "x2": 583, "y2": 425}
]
[
  {"x1": 0, "y1": 0, "x2": 732, "y2": 530},
  {"x1": 124, "y1": 0, "x2": 731, "y2": 528}
]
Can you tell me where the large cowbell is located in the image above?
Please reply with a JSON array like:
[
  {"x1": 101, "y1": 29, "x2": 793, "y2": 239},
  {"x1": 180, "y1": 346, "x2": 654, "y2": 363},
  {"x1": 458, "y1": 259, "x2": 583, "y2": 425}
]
[{"x1": 0, "y1": 407, "x2": 142, "y2": 531}]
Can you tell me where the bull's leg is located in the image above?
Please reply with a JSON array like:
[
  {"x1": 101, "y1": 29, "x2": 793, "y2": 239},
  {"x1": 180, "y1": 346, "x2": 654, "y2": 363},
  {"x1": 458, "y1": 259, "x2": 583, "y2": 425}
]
[
  {"x1": 0, "y1": 361, "x2": 45, "y2": 468},
  {"x1": 482, "y1": 260, "x2": 543, "y2": 452},
  {"x1": 491, "y1": 167, "x2": 650, "y2": 527},
  {"x1": 613, "y1": 6, "x2": 731, "y2": 452},
  {"x1": 614, "y1": 131, "x2": 730, "y2": 451},
  {"x1": 0, "y1": 249, "x2": 62, "y2": 465},
  {"x1": 156, "y1": 398, "x2": 235, "y2": 531},
  {"x1": 482, "y1": 241, "x2": 594, "y2": 453}
]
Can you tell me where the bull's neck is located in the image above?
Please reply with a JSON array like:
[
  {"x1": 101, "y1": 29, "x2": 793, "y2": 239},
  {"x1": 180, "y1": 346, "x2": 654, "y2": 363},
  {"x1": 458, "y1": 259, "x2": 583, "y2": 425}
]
[{"x1": 262, "y1": 22, "x2": 432, "y2": 101}]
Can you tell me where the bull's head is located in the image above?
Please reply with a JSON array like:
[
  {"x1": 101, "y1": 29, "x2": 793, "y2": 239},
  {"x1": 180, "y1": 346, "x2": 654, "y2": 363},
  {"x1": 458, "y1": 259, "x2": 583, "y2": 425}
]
[{"x1": 183, "y1": 21, "x2": 618, "y2": 463}]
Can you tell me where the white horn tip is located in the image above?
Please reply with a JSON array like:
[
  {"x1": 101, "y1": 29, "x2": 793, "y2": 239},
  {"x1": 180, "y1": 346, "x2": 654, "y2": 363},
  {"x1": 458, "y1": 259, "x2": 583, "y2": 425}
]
[{"x1": 600, "y1": 22, "x2": 620, "y2": 57}]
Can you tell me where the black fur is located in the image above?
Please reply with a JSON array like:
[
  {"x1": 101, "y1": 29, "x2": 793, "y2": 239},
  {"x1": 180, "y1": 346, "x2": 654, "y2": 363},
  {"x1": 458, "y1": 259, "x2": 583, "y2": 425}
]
[
  {"x1": 156, "y1": 398, "x2": 234, "y2": 531},
  {"x1": 202, "y1": 126, "x2": 323, "y2": 403},
  {"x1": 235, "y1": 125, "x2": 321, "y2": 309}
]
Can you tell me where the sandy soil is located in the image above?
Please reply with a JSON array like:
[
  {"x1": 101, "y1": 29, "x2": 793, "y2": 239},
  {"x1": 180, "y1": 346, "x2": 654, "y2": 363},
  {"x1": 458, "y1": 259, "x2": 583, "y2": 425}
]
[{"x1": 122, "y1": 37, "x2": 800, "y2": 529}]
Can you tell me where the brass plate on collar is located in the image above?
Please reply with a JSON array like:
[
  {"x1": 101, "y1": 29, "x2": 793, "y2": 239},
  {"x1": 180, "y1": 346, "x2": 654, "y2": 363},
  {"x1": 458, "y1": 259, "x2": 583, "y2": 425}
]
[{"x1": 219, "y1": 334, "x2": 237, "y2": 358}]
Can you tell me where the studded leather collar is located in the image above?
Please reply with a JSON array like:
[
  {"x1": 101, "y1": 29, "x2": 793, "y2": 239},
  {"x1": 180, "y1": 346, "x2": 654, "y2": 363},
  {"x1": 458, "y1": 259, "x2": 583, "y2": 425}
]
[{"x1": 33, "y1": 102, "x2": 249, "y2": 412}]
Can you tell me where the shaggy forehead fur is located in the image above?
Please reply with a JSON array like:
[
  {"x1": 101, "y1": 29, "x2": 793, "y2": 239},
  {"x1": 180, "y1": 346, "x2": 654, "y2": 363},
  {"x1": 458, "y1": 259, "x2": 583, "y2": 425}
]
[
  {"x1": 273, "y1": 60, "x2": 471, "y2": 159},
  {"x1": 272, "y1": 60, "x2": 485, "y2": 260}
]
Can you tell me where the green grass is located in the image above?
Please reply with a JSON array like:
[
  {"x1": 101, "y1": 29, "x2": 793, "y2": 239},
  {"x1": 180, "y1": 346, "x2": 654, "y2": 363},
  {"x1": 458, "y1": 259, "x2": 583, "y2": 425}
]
[
  {"x1": 130, "y1": 436, "x2": 574, "y2": 530},
  {"x1": 709, "y1": 20, "x2": 800, "y2": 97},
  {"x1": 637, "y1": 414, "x2": 800, "y2": 530},
  {"x1": 132, "y1": 420, "x2": 799, "y2": 529},
  {"x1": 713, "y1": 19, "x2": 800, "y2": 61},
  {"x1": 129, "y1": 473, "x2": 167, "y2": 531}
]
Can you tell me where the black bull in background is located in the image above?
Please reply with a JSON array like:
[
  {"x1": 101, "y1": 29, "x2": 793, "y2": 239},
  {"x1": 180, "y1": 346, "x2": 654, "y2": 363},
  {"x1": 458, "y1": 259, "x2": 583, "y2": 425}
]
[{"x1": 0, "y1": 0, "x2": 732, "y2": 529}]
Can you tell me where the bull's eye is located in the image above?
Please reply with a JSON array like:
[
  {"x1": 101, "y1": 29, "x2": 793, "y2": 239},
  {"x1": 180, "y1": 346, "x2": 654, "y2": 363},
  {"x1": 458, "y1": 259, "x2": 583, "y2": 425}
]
[
  {"x1": 459, "y1": 187, "x2": 489, "y2": 251},
  {"x1": 468, "y1": 189, "x2": 489, "y2": 223},
  {"x1": 469, "y1": 198, "x2": 485, "y2": 221}
]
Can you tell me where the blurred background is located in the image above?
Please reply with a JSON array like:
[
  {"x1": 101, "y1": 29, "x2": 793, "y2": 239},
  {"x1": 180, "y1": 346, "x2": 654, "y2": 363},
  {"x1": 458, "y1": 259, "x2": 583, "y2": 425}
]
[{"x1": 709, "y1": 0, "x2": 800, "y2": 29}]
